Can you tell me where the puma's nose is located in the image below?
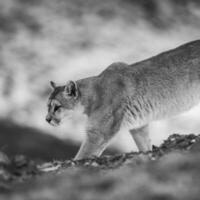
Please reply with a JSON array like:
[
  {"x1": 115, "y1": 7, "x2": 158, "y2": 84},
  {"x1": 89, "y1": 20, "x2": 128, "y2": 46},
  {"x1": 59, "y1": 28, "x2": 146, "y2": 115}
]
[{"x1": 46, "y1": 116, "x2": 51, "y2": 123}]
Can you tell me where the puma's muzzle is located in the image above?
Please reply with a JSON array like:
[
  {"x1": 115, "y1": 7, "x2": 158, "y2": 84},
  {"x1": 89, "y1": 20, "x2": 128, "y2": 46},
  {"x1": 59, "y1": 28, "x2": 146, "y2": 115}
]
[
  {"x1": 46, "y1": 115, "x2": 61, "y2": 126},
  {"x1": 46, "y1": 115, "x2": 51, "y2": 123}
]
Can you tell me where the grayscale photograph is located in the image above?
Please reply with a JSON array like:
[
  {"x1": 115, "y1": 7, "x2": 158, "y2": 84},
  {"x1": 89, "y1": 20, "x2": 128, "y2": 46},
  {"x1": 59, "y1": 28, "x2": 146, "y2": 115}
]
[{"x1": 0, "y1": 0, "x2": 200, "y2": 199}]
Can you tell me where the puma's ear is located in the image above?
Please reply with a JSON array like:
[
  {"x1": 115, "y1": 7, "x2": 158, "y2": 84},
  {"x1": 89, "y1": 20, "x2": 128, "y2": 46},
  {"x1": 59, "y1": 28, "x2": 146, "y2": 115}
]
[
  {"x1": 50, "y1": 81, "x2": 57, "y2": 89},
  {"x1": 64, "y1": 81, "x2": 78, "y2": 98}
]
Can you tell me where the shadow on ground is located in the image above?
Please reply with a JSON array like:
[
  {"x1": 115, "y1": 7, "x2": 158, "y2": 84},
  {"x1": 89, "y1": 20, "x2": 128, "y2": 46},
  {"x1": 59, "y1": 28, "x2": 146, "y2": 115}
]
[{"x1": 0, "y1": 120, "x2": 79, "y2": 161}]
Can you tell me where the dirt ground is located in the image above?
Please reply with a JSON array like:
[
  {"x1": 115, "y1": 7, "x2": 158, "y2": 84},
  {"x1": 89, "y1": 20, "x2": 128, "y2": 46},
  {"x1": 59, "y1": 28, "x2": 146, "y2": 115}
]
[{"x1": 0, "y1": 133, "x2": 200, "y2": 200}]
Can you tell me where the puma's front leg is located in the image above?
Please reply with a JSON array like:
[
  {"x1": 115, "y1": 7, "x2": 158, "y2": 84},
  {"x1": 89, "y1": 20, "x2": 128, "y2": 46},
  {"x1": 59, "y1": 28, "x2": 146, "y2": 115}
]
[
  {"x1": 74, "y1": 108, "x2": 122, "y2": 160},
  {"x1": 129, "y1": 125, "x2": 152, "y2": 152},
  {"x1": 74, "y1": 129, "x2": 111, "y2": 160}
]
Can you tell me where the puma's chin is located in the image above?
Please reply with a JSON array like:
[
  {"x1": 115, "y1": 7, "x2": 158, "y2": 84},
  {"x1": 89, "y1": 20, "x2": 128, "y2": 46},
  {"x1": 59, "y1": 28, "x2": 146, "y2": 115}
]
[{"x1": 50, "y1": 119, "x2": 61, "y2": 127}]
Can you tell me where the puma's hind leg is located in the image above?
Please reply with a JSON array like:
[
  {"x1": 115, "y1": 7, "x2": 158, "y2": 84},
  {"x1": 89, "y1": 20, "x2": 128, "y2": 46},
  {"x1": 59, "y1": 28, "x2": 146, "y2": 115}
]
[{"x1": 129, "y1": 125, "x2": 152, "y2": 152}]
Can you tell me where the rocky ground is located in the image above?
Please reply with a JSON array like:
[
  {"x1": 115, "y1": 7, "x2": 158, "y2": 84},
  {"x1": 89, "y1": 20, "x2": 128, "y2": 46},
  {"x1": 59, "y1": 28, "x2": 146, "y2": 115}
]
[{"x1": 0, "y1": 134, "x2": 200, "y2": 200}]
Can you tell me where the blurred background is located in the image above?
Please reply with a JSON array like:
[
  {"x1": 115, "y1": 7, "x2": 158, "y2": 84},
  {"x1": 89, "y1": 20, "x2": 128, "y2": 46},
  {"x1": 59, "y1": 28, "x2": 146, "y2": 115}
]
[{"x1": 0, "y1": 0, "x2": 200, "y2": 161}]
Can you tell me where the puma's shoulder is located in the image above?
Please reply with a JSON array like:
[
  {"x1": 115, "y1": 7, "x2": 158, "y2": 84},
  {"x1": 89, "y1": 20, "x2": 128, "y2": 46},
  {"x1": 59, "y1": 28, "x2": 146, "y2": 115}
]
[
  {"x1": 77, "y1": 62, "x2": 130, "y2": 116},
  {"x1": 100, "y1": 62, "x2": 129, "y2": 75}
]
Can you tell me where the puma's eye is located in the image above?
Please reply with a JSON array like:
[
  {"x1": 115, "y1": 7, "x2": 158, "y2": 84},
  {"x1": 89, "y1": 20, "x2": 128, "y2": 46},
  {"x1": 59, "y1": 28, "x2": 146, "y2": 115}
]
[{"x1": 54, "y1": 105, "x2": 61, "y2": 112}]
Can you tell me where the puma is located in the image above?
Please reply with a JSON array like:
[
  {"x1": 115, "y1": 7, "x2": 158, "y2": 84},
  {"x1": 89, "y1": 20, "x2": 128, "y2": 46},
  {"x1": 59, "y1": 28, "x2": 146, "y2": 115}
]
[{"x1": 46, "y1": 40, "x2": 200, "y2": 160}]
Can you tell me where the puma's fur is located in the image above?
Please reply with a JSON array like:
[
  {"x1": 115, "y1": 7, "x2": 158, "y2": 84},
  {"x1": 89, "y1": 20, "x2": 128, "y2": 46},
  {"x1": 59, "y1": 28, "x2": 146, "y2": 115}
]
[{"x1": 46, "y1": 40, "x2": 200, "y2": 160}]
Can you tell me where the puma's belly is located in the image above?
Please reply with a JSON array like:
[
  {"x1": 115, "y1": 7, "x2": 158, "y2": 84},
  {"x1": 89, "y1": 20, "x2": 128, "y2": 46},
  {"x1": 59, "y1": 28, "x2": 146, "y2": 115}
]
[
  {"x1": 159, "y1": 84, "x2": 200, "y2": 118},
  {"x1": 122, "y1": 84, "x2": 200, "y2": 130}
]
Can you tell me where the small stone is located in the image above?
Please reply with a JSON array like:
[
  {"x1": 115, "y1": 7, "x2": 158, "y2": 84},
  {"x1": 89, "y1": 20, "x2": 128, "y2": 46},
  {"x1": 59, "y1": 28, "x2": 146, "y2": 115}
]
[
  {"x1": 0, "y1": 169, "x2": 11, "y2": 181},
  {"x1": 84, "y1": 162, "x2": 91, "y2": 166},
  {"x1": 91, "y1": 162, "x2": 98, "y2": 167},
  {"x1": 38, "y1": 163, "x2": 60, "y2": 172},
  {"x1": 0, "y1": 152, "x2": 10, "y2": 165},
  {"x1": 14, "y1": 155, "x2": 27, "y2": 167}
]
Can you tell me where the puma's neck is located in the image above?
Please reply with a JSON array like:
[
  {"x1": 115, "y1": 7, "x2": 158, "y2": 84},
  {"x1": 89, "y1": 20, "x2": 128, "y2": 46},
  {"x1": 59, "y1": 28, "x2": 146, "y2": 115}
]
[{"x1": 76, "y1": 77, "x2": 98, "y2": 116}]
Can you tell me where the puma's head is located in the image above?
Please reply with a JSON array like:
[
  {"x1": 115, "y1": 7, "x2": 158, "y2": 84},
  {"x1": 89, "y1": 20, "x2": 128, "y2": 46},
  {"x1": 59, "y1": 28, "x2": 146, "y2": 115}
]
[{"x1": 46, "y1": 80, "x2": 79, "y2": 126}]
